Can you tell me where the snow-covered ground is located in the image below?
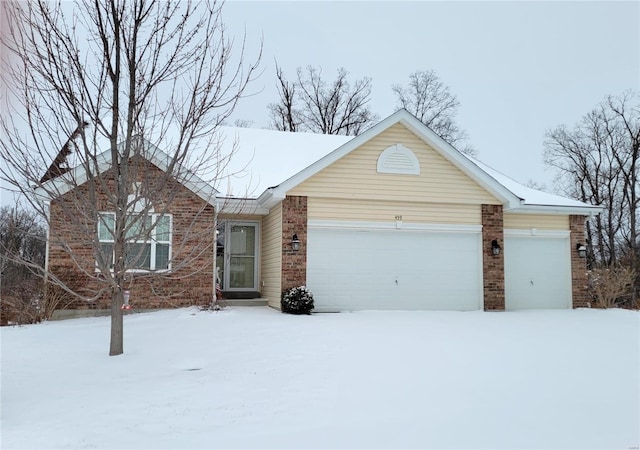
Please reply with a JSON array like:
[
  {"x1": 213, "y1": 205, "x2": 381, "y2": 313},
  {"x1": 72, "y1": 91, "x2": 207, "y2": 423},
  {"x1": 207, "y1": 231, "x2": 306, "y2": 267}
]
[{"x1": 1, "y1": 307, "x2": 638, "y2": 449}]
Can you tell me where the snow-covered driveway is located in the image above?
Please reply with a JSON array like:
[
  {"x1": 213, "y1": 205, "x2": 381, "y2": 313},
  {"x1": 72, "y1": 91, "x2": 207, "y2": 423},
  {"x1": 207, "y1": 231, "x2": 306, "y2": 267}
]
[{"x1": 1, "y1": 307, "x2": 638, "y2": 449}]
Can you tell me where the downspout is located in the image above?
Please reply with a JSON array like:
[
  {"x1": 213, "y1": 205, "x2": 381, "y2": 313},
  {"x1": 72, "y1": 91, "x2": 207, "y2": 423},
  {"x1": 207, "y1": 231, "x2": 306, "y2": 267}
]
[
  {"x1": 42, "y1": 200, "x2": 51, "y2": 320},
  {"x1": 212, "y1": 197, "x2": 219, "y2": 306},
  {"x1": 43, "y1": 201, "x2": 50, "y2": 277}
]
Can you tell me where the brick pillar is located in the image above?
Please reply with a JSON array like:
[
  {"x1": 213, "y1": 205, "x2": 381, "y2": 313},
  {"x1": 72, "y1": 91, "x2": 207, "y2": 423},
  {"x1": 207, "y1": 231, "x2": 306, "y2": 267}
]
[
  {"x1": 570, "y1": 215, "x2": 589, "y2": 308},
  {"x1": 281, "y1": 195, "x2": 307, "y2": 292},
  {"x1": 482, "y1": 204, "x2": 505, "y2": 311}
]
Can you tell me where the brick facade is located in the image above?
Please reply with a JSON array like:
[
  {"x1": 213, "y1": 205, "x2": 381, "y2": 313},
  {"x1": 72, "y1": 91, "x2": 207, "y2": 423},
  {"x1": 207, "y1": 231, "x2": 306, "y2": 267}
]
[
  {"x1": 482, "y1": 204, "x2": 505, "y2": 310},
  {"x1": 569, "y1": 215, "x2": 590, "y2": 308},
  {"x1": 48, "y1": 159, "x2": 215, "y2": 310},
  {"x1": 281, "y1": 195, "x2": 307, "y2": 292}
]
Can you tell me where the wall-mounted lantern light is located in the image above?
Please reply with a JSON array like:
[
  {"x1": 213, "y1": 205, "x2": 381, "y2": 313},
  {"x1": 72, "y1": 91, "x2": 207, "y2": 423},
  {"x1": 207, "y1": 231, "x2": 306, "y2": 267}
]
[
  {"x1": 491, "y1": 239, "x2": 501, "y2": 256},
  {"x1": 292, "y1": 233, "x2": 301, "y2": 252},
  {"x1": 576, "y1": 243, "x2": 587, "y2": 258}
]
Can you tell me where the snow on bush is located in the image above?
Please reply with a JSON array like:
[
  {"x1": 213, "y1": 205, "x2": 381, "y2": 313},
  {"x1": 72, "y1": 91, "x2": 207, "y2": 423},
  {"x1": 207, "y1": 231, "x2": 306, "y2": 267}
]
[{"x1": 281, "y1": 286, "x2": 314, "y2": 315}]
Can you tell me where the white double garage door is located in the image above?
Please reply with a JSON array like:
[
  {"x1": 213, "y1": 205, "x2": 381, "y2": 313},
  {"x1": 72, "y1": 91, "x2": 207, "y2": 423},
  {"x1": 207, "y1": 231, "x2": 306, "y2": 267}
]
[{"x1": 306, "y1": 223, "x2": 572, "y2": 311}]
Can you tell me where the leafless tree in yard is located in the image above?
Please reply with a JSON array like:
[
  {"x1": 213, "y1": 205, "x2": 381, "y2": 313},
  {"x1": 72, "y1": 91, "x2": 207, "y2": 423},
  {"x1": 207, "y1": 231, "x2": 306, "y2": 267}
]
[
  {"x1": 0, "y1": 205, "x2": 47, "y2": 324},
  {"x1": 268, "y1": 62, "x2": 299, "y2": 132},
  {"x1": 268, "y1": 65, "x2": 377, "y2": 136},
  {"x1": 392, "y1": 70, "x2": 474, "y2": 155},
  {"x1": 544, "y1": 91, "x2": 639, "y2": 306},
  {"x1": 0, "y1": 0, "x2": 260, "y2": 354}
]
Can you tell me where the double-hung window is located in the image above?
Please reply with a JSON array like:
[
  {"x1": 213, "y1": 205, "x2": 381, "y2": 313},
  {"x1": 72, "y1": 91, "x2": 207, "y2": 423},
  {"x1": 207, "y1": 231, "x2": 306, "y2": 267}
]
[{"x1": 97, "y1": 212, "x2": 171, "y2": 271}]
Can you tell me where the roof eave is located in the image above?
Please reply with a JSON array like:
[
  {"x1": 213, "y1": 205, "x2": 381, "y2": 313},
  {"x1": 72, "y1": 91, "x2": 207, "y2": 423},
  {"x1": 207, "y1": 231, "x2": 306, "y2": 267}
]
[
  {"x1": 506, "y1": 203, "x2": 604, "y2": 216},
  {"x1": 270, "y1": 109, "x2": 522, "y2": 208},
  {"x1": 395, "y1": 113, "x2": 522, "y2": 208},
  {"x1": 256, "y1": 188, "x2": 284, "y2": 211},
  {"x1": 217, "y1": 197, "x2": 269, "y2": 215},
  {"x1": 36, "y1": 141, "x2": 219, "y2": 207}
]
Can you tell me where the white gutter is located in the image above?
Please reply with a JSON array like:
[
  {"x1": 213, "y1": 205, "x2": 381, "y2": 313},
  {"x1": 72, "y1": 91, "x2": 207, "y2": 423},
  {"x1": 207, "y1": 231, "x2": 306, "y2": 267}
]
[{"x1": 505, "y1": 203, "x2": 604, "y2": 216}]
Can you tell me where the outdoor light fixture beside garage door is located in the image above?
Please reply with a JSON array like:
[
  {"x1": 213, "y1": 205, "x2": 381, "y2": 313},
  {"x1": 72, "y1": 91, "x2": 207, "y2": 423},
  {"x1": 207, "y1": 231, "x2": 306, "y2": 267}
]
[
  {"x1": 576, "y1": 243, "x2": 587, "y2": 258},
  {"x1": 292, "y1": 234, "x2": 301, "y2": 251},
  {"x1": 491, "y1": 239, "x2": 501, "y2": 256}
]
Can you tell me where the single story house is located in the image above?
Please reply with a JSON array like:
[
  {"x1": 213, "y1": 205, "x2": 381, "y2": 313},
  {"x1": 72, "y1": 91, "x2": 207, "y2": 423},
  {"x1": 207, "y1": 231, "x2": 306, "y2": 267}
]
[{"x1": 40, "y1": 109, "x2": 602, "y2": 312}]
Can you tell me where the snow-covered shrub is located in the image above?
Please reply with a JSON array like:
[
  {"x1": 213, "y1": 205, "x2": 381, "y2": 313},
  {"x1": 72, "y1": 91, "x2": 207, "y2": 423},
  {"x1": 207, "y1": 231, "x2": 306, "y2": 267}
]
[
  {"x1": 588, "y1": 265, "x2": 636, "y2": 308},
  {"x1": 281, "y1": 286, "x2": 314, "y2": 315}
]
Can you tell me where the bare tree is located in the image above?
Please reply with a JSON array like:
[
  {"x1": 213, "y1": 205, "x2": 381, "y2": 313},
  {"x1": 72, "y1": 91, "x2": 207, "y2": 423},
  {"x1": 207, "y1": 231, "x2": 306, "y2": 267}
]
[
  {"x1": 0, "y1": 205, "x2": 48, "y2": 325},
  {"x1": 393, "y1": 70, "x2": 474, "y2": 154},
  {"x1": 0, "y1": 0, "x2": 260, "y2": 355},
  {"x1": 605, "y1": 93, "x2": 640, "y2": 284},
  {"x1": 268, "y1": 62, "x2": 299, "y2": 132},
  {"x1": 0, "y1": 205, "x2": 46, "y2": 280},
  {"x1": 268, "y1": 65, "x2": 377, "y2": 136},
  {"x1": 544, "y1": 91, "x2": 639, "y2": 305}
]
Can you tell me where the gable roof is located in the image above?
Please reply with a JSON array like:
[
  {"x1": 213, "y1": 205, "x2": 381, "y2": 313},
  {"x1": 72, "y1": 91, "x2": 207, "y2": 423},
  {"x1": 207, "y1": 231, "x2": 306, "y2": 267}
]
[
  {"x1": 255, "y1": 109, "x2": 602, "y2": 215},
  {"x1": 35, "y1": 136, "x2": 218, "y2": 206},
  {"x1": 261, "y1": 110, "x2": 518, "y2": 207},
  {"x1": 208, "y1": 126, "x2": 351, "y2": 198},
  {"x1": 37, "y1": 110, "x2": 602, "y2": 216}
]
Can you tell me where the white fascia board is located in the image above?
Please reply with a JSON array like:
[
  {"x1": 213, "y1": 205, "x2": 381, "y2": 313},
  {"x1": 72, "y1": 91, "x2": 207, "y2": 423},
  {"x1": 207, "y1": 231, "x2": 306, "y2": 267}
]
[
  {"x1": 505, "y1": 203, "x2": 604, "y2": 216},
  {"x1": 394, "y1": 112, "x2": 522, "y2": 208},
  {"x1": 256, "y1": 188, "x2": 283, "y2": 211},
  {"x1": 150, "y1": 155, "x2": 218, "y2": 206},
  {"x1": 269, "y1": 109, "x2": 522, "y2": 208},
  {"x1": 34, "y1": 151, "x2": 112, "y2": 201},
  {"x1": 269, "y1": 113, "x2": 409, "y2": 199},
  {"x1": 35, "y1": 139, "x2": 218, "y2": 207}
]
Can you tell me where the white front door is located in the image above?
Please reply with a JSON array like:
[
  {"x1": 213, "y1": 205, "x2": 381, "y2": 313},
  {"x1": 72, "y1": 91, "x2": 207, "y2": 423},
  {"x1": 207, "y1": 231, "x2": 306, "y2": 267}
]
[
  {"x1": 216, "y1": 221, "x2": 260, "y2": 291},
  {"x1": 307, "y1": 223, "x2": 483, "y2": 311},
  {"x1": 504, "y1": 232, "x2": 571, "y2": 310}
]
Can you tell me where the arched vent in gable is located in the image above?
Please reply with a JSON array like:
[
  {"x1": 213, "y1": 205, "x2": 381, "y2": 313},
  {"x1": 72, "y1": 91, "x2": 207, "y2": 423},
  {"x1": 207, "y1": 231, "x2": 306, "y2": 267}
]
[{"x1": 376, "y1": 144, "x2": 420, "y2": 175}]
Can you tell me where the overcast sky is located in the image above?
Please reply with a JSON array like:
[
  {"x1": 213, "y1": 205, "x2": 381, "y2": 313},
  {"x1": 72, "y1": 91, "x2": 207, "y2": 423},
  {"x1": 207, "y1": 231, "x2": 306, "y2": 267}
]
[{"x1": 220, "y1": 0, "x2": 639, "y2": 190}]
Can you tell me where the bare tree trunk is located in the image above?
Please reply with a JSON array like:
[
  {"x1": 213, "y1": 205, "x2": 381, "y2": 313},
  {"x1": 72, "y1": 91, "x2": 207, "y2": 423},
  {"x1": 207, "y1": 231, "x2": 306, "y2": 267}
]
[
  {"x1": 1, "y1": 0, "x2": 260, "y2": 355},
  {"x1": 109, "y1": 288, "x2": 124, "y2": 356}
]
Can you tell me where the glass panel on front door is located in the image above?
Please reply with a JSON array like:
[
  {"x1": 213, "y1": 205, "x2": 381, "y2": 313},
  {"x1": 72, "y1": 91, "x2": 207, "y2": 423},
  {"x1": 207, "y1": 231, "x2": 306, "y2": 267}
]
[
  {"x1": 216, "y1": 222, "x2": 258, "y2": 291},
  {"x1": 229, "y1": 225, "x2": 256, "y2": 289}
]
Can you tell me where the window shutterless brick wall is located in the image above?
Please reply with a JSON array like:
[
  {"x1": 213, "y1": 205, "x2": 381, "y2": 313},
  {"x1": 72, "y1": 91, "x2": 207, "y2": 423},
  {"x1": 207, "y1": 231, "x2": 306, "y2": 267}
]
[
  {"x1": 281, "y1": 195, "x2": 307, "y2": 292},
  {"x1": 569, "y1": 215, "x2": 589, "y2": 308},
  {"x1": 47, "y1": 160, "x2": 214, "y2": 310},
  {"x1": 482, "y1": 204, "x2": 505, "y2": 311}
]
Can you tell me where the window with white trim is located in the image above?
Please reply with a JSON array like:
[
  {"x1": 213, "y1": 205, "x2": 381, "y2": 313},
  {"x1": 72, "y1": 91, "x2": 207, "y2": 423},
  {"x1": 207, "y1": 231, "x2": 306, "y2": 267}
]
[{"x1": 97, "y1": 212, "x2": 171, "y2": 271}]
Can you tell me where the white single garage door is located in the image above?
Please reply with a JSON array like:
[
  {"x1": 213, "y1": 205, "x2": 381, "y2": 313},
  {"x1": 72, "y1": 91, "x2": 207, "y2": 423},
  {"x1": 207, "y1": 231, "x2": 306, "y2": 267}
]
[
  {"x1": 504, "y1": 232, "x2": 571, "y2": 310},
  {"x1": 307, "y1": 224, "x2": 483, "y2": 311}
]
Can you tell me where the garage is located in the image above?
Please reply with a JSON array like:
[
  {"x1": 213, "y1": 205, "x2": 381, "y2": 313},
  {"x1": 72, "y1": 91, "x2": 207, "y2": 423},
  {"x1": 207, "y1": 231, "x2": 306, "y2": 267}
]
[
  {"x1": 504, "y1": 231, "x2": 572, "y2": 310},
  {"x1": 307, "y1": 223, "x2": 483, "y2": 311}
]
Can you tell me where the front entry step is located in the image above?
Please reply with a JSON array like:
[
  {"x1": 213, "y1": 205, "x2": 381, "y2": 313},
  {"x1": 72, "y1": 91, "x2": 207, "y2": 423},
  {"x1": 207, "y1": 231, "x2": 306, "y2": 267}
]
[{"x1": 221, "y1": 298, "x2": 268, "y2": 307}]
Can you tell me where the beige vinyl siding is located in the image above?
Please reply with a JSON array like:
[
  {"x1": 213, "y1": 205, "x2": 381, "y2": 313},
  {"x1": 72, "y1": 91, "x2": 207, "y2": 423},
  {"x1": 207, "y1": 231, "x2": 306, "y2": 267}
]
[
  {"x1": 308, "y1": 197, "x2": 481, "y2": 224},
  {"x1": 504, "y1": 213, "x2": 570, "y2": 230},
  {"x1": 260, "y1": 203, "x2": 282, "y2": 309},
  {"x1": 288, "y1": 123, "x2": 499, "y2": 205}
]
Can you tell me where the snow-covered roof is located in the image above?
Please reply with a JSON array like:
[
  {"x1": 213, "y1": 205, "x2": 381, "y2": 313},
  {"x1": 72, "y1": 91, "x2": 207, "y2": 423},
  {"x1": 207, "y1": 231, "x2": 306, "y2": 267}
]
[
  {"x1": 470, "y1": 159, "x2": 602, "y2": 214},
  {"x1": 216, "y1": 111, "x2": 601, "y2": 215},
  {"x1": 210, "y1": 127, "x2": 351, "y2": 198},
  {"x1": 38, "y1": 110, "x2": 602, "y2": 216},
  {"x1": 35, "y1": 135, "x2": 218, "y2": 206}
]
